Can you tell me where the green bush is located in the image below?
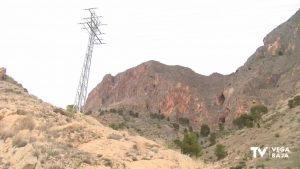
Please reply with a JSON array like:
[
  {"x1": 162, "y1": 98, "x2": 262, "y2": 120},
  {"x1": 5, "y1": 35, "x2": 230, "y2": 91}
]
[
  {"x1": 294, "y1": 96, "x2": 300, "y2": 103},
  {"x1": 218, "y1": 123, "x2": 225, "y2": 131},
  {"x1": 188, "y1": 126, "x2": 193, "y2": 132},
  {"x1": 209, "y1": 132, "x2": 217, "y2": 146},
  {"x1": 178, "y1": 117, "x2": 190, "y2": 125},
  {"x1": 288, "y1": 99, "x2": 294, "y2": 108},
  {"x1": 250, "y1": 105, "x2": 268, "y2": 122},
  {"x1": 150, "y1": 113, "x2": 165, "y2": 119},
  {"x1": 200, "y1": 124, "x2": 210, "y2": 137},
  {"x1": 233, "y1": 114, "x2": 254, "y2": 129},
  {"x1": 215, "y1": 144, "x2": 227, "y2": 160},
  {"x1": 66, "y1": 105, "x2": 76, "y2": 113},
  {"x1": 289, "y1": 95, "x2": 300, "y2": 108},
  {"x1": 233, "y1": 105, "x2": 268, "y2": 129},
  {"x1": 172, "y1": 123, "x2": 180, "y2": 131},
  {"x1": 180, "y1": 132, "x2": 202, "y2": 157},
  {"x1": 250, "y1": 105, "x2": 268, "y2": 114},
  {"x1": 173, "y1": 139, "x2": 182, "y2": 147},
  {"x1": 109, "y1": 122, "x2": 126, "y2": 130},
  {"x1": 129, "y1": 111, "x2": 139, "y2": 118}
]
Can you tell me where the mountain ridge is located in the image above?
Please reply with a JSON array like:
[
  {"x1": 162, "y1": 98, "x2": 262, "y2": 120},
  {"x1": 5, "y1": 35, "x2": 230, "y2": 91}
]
[{"x1": 85, "y1": 9, "x2": 300, "y2": 128}]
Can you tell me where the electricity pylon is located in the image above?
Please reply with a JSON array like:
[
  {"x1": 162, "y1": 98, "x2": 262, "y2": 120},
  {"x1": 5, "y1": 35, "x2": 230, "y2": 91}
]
[{"x1": 74, "y1": 8, "x2": 105, "y2": 113}]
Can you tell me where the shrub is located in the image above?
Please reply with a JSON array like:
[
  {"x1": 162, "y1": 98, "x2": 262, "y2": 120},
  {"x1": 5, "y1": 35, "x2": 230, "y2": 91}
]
[
  {"x1": 109, "y1": 122, "x2": 126, "y2": 130},
  {"x1": 180, "y1": 132, "x2": 202, "y2": 157},
  {"x1": 129, "y1": 111, "x2": 139, "y2": 118},
  {"x1": 230, "y1": 161, "x2": 246, "y2": 169},
  {"x1": 250, "y1": 105, "x2": 268, "y2": 121},
  {"x1": 66, "y1": 105, "x2": 75, "y2": 113},
  {"x1": 288, "y1": 95, "x2": 300, "y2": 108},
  {"x1": 200, "y1": 124, "x2": 210, "y2": 137},
  {"x1": 209, "y1": 132, "x2": 216, "y2": 146},
  {"x1": 250, "y1": 105, "x2": 268, "y2": 114},
  {"x1": 173, "y1": 139, "x2": 182, "y2": 147},
  {"x1": 233, "y1": 114, "x2": 254, "y2": 129},
  {"x1": 233, "y1": 105, "x2": 267, "y2": 129},
  {"x1": 54, "y1": 107, "x2": 74, "y2": 117},
  {"x1": 110, "y1": 109, "x2": 117, "y2": 113},
  {"x1": 172, "y1": 123, "x2": 180, "y2": 131},
  {"x1": 288, "y1": 99, "x2": 294, "y2": 108},
  {"x1": 218, "y1": 123, "x2": 224, "y2": 131},
  {"x1": 150, "y1": 113, "x2": 164, "y2": 119},
  {"x1": 13, "y1": 116, "x2": 35, "y2": 131},
  {"x1": 294, "y1": 96, "x2": 300, "y2": 104},
  {"x1": 178, "y1": 117, "x2": 190, "y2": 125},
  {"x1": 188, "y1": 126, "x2": 193, "y2": 132},
  {"x1": 103, "y1": 158, "x2": 113, "y2": 167},
  {"x1": 215, "y1": 144, "x2": 227, "y2": 160}
]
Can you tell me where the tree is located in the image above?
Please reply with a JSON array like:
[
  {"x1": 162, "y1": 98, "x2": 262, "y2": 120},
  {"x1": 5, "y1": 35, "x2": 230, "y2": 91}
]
[
  {"x1": 215, "y1": 144, "x2": 227, "y2": 160},
  {"x1": 200, "y1": 124, "x2": 210, "y2": 137},
  {"x1": 180, "y1": 132, "x2": 202, "y2": 157}
]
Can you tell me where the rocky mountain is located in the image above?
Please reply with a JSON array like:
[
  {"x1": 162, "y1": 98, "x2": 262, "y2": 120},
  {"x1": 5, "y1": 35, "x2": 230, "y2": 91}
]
[
  {"x1": 85, "y1": 9, "x2": 300, "y2": 128},
  {"x1": 0, "y1": 69, "x2": 217, "y2": 169},
  {"x1": 85, "y1": 60, "x2": 227, "y2": 125}
]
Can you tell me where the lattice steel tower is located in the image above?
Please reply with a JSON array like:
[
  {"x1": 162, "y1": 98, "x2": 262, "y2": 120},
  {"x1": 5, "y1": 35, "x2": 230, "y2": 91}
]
[{"x1": 74, "y1": 8, "x2": 105, "y2": 112}]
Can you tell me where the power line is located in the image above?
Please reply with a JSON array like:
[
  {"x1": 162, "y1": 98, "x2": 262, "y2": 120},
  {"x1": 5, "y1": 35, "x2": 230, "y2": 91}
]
[{"x1": 74, "y1": 8, "x2": 105, "y2": 113}]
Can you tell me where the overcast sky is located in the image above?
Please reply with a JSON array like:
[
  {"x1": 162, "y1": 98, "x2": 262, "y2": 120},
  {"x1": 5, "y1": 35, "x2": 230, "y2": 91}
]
[{"x1": 0, "y1": 0, "x2": 299, "y2": 108}]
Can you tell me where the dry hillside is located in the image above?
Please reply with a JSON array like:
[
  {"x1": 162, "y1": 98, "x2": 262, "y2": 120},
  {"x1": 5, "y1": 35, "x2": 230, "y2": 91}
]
[
  {"x1": 85, "y1": 9, "x2": 300, "y2": 129},
  {"x1": 0, "y1": 69, "x2": 218, "y2": 169}
]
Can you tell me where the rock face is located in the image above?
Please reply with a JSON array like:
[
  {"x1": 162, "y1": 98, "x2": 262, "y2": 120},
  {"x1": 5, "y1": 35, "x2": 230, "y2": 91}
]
[
  {"x1": 85, "y1": 61, "x2": 227, "y2": 125},
  {"x1": 85, "y1": 9, "x2": 300, "y2": 127}
]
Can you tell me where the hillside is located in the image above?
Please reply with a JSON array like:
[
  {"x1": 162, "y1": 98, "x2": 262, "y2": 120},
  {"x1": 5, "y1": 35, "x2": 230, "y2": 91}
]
[
  {"x1": 0, "y1": 70, "x2": 217, "y2": 169},
  {"x1": 83, "y1": 9, "x2": 300, "y2": 169},
  {"x1": 202, "y1": 96, "x2": 300, "y2": 168},
  {"x1": 85, "y1": 9, "x2": 300, "y2": 128}
]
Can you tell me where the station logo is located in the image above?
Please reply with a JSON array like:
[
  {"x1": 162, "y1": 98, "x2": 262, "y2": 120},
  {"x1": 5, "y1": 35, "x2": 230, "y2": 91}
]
[{"x1": 250, "y1": 146, "x2": 290, "y2": 159}]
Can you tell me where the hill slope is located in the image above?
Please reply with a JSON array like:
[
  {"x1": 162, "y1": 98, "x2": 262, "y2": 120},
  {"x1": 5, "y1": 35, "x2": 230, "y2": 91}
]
[
  {"x1": 0, "y1": 70, "x2": 216, "y2": 169},
  {"x1": 85, "y1": 9, "x2": 300, "y2": 128}
]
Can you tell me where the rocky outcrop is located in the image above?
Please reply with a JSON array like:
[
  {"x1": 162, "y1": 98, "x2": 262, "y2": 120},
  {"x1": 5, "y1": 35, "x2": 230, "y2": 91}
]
[
  {"x1": 85, "y1": 9, "x2": 300, "y2": 127},
  {"x1": 85, "y1": 60, "x2": 226, "y2": 125}
]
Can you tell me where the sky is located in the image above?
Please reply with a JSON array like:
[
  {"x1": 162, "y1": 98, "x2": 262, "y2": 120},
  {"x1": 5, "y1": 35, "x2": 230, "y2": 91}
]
[{"x1": 0, "y1": 0, "x2": 299, "y2": 108}]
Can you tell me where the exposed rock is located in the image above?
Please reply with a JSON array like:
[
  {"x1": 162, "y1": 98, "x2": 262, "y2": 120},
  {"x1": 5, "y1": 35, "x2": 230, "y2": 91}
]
[{"x1": 85, "y1": 9, "x2": 300, "y2": 127}]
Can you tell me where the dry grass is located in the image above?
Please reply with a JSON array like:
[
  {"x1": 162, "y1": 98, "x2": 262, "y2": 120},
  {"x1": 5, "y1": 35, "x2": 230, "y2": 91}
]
[
  {"x1": 12, "y1": 135, "x2": 28, "y2": 147},
  {"x1": 16, "y1": 109, "x2": 28, "y2": 115},
  {"x1": 13, "y1": 116, "x2": 35, "y2": 131},
  {"x1": 0, "y1": 129, "x2": 14, "y2": 140}
]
